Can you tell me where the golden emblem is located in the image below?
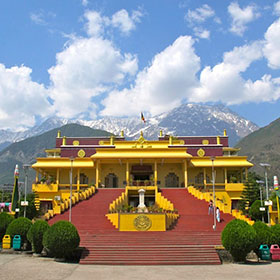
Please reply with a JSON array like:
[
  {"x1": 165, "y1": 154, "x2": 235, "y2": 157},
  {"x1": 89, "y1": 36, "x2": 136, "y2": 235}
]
[
  {"x1": 73, "y1": 140, "x2": 80, "y2": 146},
  {"x1": 197, "y1": 148, "x2": 205, "y2": 157},
  {"x1": 202, "y1": 139, "x2": 209, "y2": 145},
  {"x1": 134, "y1": 215, "x2": 152, "y2": 231},
  {"x1": 77, "y1": 149, "x2": 86, "y2": 158}
]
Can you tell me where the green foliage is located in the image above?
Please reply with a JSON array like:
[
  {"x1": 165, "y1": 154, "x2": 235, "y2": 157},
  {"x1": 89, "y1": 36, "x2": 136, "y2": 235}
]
[
  {"x1": 0, "y1": 212, "x2": 14, "y2": 240},
  {"x1": 19, "y1": 193, "x2": 40, "y2": 220},
  {"x1": 271, "y1": 224, "x2": 280, "y2": 245},
  {"x1": 222, "y1": 219, "x2": 257, "y2": 262},
  {"x1": 252, "y1": 221, "x2": 273, "y2": 254},
  {"x1": 27, "y1": 220, "x2": 50, "y2": 254},
  {"x1": 239, "y1": 173, "x2": 261, "y2": 215},
  {"x1": 249, "y1": 200, "x2": 265, "y2": 221},
  {"x1": 42, "y1": 221, "x2": 80, "y2": 258},
  {"x1": 6, "y1": 217, "x2": 32, "y2": 243}
]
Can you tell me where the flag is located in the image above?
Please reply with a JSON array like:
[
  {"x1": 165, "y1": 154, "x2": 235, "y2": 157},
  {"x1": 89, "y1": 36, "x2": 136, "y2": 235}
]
[
  {"x1": 141, "y1": 112, "x2": 146, "y2": 123},
  {"x1": 11, "y1": 164, "x2": 19, "y2": 212}
]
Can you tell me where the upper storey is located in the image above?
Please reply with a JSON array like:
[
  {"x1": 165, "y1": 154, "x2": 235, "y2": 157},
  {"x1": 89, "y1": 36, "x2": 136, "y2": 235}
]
[{"x1": 46, "y1": 129, "x2": 240, "y2": 159}]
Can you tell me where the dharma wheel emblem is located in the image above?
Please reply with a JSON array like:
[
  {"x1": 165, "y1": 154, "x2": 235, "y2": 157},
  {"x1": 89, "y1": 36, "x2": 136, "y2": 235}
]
[
  {"x1": 78, "y1": 149, "x2": 86, "y2": 158},
  {"x1": 197, "y1": 148, "x2": 205, "y2": 157},
  {"x1": 134, "y1": 215, "x2": 152, "y2": 231}
]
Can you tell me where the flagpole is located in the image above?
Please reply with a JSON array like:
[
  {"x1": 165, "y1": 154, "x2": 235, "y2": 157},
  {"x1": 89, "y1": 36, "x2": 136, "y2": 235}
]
[{"x1": 11, "y1": 164, "x2": 19, "y2": 215}]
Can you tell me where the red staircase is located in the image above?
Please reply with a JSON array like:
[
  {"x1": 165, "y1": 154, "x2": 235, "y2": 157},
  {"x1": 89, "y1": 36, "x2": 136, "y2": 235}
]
[{"x1": 49, "y1": 188, "x2": 234, "y2": 265}]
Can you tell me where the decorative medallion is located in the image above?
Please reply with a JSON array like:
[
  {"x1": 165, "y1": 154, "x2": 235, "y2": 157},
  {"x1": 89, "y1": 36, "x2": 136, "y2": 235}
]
[
  {"x1": 73, "y1": 140, "x2": 79, "y2": 146},
  {"x1": 202, "y1": 139, "x2": 209, "y2": 145},
  {"x1": 77, "y1": 149, "x2": 86, "y2": 158},
  {"x1": 134, "y1": 215, "x2": 152, "y2": 231},
  {"x1": 197, "y1": 148, "x2": 205, "y2": 157}
]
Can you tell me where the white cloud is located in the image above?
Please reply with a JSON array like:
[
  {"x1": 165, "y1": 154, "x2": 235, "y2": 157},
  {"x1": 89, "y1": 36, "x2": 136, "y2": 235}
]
[
  {"x1": 30, "y1": 12, "x2": 47, "y2": 25},
  {"x1": 0, "y1": 64, "x2": 51, "y2": 130},
  {"x1": 190, "y1": 41, "x2": 280, "y2": 105},
  {"x1": 274, "y1": 1, "x2": 280, "y2": 15},
  {"x1": 84, "y1": 10, "x2": 109, "y2": 37},
  {"x1": 193, "y1": 27, "x2": 210, "y2": 39},
  {"x1": 111, "y1": 9, "x2": 143, "y2": 35},
  {"x1": 263, "y1": 18, "x2": 280, "y2": 69},
  {"x1": 48, "y1": 36, "x2": 138, "y2": 118},
  {"x1": 101, "y1": 36, "x2": 200, "y2": 117},
  {"x1": 228, "y1": 2, "x2": 260, "y2": 36},
  {"x1": 82, "y1": 0, "x2": 88, "y2": 7},
  {"x1": 186, "y1": 4, "x2": 215, "y2": 24}
]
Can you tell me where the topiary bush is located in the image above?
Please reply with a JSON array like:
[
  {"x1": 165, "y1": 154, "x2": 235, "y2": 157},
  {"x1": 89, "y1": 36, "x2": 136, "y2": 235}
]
[
  {"x1": 222, "y1": 219, "x2": 257, "y2": 262},
  {"x1": 27, "y1": 220, "x2": 50, "y2": 254},
  {"x1": 42, "y1": 221, "x2": 80, "y2": 258},
  {"x1": 253, "y1": 221, "x2": 273, "y2": 254},
  {"x1": 0, "y1": 212, "x2": 14, "y2": 241},
  {"x1": 249, "y1": 200, "x2": 264, "y2": 221},
  {"x1": 271, "y1": 224, "x2": 280, "y2": 245},
  {"x1": 6, "y1": 217, "x2": 32, "y2": 244}
]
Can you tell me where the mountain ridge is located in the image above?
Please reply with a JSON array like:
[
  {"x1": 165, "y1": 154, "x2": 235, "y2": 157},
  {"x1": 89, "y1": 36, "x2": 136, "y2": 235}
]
[{"x1": 0, "y1": 103, "x2": 258, "y2": 149}]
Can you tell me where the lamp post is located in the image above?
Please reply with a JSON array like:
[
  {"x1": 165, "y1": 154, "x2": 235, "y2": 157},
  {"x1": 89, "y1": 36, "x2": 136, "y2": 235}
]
[
  {"x1": 23, "y1": 164, "x2": 31, "y2": 218},
  {"x1": 211, "y1": 156, "x2": 216, "y2": 231},
  {"x1": 69, "y1": 157, "x2": 74, "y2": 222},
  {"x1": 256, "y1": 180, "x2": 265, "y2": 222},
  {"x1": 260, "y1": 163, "x2": 271, "y2": 226}
]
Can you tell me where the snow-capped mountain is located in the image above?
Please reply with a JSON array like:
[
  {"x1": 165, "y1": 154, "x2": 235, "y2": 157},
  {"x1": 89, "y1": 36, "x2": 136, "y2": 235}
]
[{"x1": 0, "y1": 103, "x2": 259, "y2": 149}]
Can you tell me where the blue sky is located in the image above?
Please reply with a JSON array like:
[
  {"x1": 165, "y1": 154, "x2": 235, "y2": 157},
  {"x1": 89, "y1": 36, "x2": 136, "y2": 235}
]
[{"x1": 0, "y1": 0, "x2": 280, "y2": 131}]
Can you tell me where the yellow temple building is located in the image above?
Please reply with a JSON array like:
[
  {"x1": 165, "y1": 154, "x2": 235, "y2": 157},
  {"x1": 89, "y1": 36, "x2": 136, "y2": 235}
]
[{"x1": 32, "y1": 129, "x2": 253, "y2": 221}]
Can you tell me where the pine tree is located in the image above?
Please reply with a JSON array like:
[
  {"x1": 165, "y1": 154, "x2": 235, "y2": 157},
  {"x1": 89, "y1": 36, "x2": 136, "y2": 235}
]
[{"x1": 239, "y1": 172, "x2": 261, "y2": 215}]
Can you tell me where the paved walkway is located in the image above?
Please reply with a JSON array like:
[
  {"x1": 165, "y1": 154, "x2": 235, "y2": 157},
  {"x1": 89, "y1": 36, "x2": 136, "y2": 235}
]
[{"x1": 0, "y1": 254, "x2": 280, "y2": 280}]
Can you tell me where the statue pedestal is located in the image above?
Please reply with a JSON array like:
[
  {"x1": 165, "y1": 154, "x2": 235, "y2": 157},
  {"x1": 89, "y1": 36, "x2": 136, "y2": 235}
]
[{"x1": 137, "y1": 188, "x2": 147, "y2": 213}]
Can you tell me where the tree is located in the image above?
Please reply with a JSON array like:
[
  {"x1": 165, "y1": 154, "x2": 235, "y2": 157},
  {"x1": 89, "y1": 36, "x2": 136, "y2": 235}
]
[
  {"x1": 239, "y1": 172, "x2": 261, "y2": 215},
  {"x1": 249, "y1": 200, "x2": 266, "y2": 221},
  {"x1": 19, "y1": 193, "x2": 40, "y2": 220}
]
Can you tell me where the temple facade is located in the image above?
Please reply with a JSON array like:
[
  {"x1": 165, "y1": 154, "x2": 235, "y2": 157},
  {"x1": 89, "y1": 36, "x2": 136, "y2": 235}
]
[{"x1": 32, "y1": 129, "x2": 253, "y2": 216}]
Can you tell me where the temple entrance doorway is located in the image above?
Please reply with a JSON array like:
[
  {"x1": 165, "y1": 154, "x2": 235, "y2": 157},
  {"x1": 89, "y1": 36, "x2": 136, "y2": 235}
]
[
  {"x1": 131, "y1": 165, "x2": 153, "y2": 186},
  {"x1": 105, "y1": 173, "x2": 118, "y2": 188}
]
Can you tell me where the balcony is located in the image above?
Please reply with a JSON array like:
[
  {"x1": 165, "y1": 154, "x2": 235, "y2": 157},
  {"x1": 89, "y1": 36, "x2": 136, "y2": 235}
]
[
  {"x1": 32, "y1": 183, "x2": 58, "y2": 193},
  {"x1": 225, "y1": 183, "x2": 245, "y2": 192}
]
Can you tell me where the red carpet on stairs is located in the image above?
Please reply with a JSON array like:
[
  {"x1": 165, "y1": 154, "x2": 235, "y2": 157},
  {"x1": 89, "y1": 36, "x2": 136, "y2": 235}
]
[{"x1": 49, "y1": 188, "x2": 234, "y2": 265}]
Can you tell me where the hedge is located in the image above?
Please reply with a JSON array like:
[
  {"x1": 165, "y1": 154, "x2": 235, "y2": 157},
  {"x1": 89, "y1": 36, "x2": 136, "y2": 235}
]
[
  {"x1": 6, "y1": 217, "x2": 32, "y2": 243},
  {"x1": 27, "y1": 220, "x2": 50, "y2": 254},
  {"x1": 222, "y1": 219, "x2": 256, "y2": 262},
  {"x1": 0, "y1": 212, "x2": 14, "y2": 241},
  {"x1": 42, "y1": 221, "x2": 80, "y2": 258}
]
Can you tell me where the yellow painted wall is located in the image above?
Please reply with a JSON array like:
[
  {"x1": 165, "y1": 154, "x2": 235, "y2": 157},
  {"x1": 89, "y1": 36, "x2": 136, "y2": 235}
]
[
  {"x1": 119, "y1": 214, "x2": 166, "y2": 231},
  {"x1": 157, "y1": 163, "x2": 184, "y2": 187},
  {"x1": 100, "y1": 164, "x2": 126, "y2": 187}
]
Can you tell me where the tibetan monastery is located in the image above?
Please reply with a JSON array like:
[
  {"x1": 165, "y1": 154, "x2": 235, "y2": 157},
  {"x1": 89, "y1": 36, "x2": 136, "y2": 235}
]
[{"x1": 32, "y1": 129, "x2": 253, "y2": 218}]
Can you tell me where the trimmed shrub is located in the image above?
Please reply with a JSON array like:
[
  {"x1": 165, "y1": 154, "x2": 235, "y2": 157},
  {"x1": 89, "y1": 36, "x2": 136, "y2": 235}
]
[
  {"x1": 249, "y1": 200, "x2": 265, "y2": 221},
  {"x1": 253, "y1": 221, "x2": 273, "y2": 254},
  {"x1": 0, "y1": 212, "x2": 14, "y2": 241},
  {"x1": 271, "y1": 224, "x2": 280, "y2": 245},
  {"x1": 6, "y1": 217, "x2": 32, "y2": 243},
  {"x1": 222, "y1": 219, "x2": 256, "y2": 262},
  {"x1": 43, "y1": 221, "x2": 80, "y2": 258},
  {"x1": 27, "y1": 220, "x2": 50, "y2": 254}
]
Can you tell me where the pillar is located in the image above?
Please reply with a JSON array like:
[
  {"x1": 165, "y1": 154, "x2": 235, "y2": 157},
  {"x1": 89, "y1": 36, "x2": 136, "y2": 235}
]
[
  {"x1": 36, "y1": 170, "x2": 39, "y2": 182},
  {"x1": 159, "y1": 130, "x2": 163, "y2": 137},
  {"x1": 217, "y1": 136, "x2": 220, "y2": 145},
  {"x1": 169, "y1": 136, "x2": 173, "y2": 145},
  {"x1": 203, "y1": 168, "x2": 207, "y2": 190},
  {"x1": 57, "y1": 130, "x2": 61, "y2": 138},
  {"x1": 77, "y1": 168, "x2": 80, "y2": 191},
  {"x1": 224, "y1": 168, "x2": 228, "y2": 184},
  {"x1": 184, "y1": 160, "x2": 188, "y2": 188},
  {"x1": 245, "y1": 168, "x2": 248, "y2": 181},
  {"x1": 96, "y1": 161, "x2": 100, "y2": 188},
  {"x1": 126, "y1": 161, "x2": 130, "y2": 186},
  {"x1": 154, "y1": 161, "x2": 158, "y2": 187},
  {"x1": 56, "y1": 169, "x2": 60, "y2": 185}
]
